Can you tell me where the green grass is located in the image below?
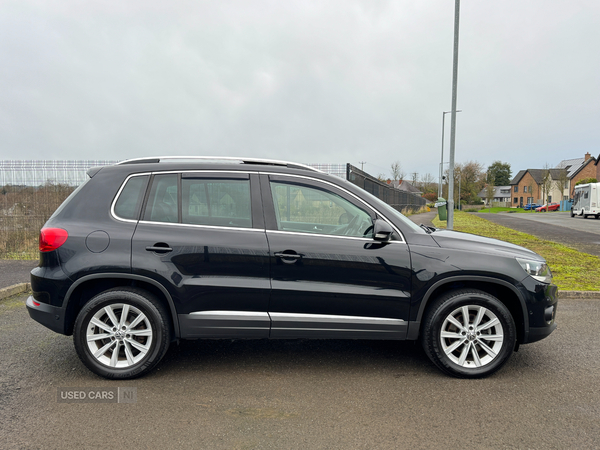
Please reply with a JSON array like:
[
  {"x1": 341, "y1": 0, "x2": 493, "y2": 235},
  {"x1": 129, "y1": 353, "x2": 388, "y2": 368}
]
[
  {"x1": 472, "y1": 206, "x2": 540, "y2": 214},
  {"x1": 433, "y1": 211, "x2": 600, "y2": 291}
]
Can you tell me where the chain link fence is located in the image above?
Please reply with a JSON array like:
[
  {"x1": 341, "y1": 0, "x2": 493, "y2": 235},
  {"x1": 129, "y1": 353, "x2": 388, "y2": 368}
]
[
  {"x1": 1, "y1": 160, "x2": 426, "y2": 260},
  {"x1": 1, "y1": 160, "x2": 117, "y2": 259},
  {"x1": 346, "y1": 163, "x2": 427, "y2": 214}
]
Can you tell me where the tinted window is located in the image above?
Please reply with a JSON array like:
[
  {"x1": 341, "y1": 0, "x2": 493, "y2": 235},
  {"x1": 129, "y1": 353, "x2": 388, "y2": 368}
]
[
  {"x1": 144, "y1": 174, "x2": 179, "y2": 223},
  {"x1": 182, "y1": 179, "x2": 252, "y2": 228},
  {"x1": 114, "y1": 175, "x2": 149, "y2": 220},
  {"x1": 270, "y1": 181, "x2": 373, "y2": 238}
]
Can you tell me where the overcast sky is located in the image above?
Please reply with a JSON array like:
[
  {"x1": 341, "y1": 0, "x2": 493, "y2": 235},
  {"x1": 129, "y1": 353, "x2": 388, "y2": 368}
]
[{"x1": 1, "y1": 0, "x2": 599, "y2": 181}]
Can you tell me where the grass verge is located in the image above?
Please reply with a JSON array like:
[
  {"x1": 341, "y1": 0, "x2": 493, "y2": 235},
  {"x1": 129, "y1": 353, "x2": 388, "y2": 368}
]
[{"x1": 433, "y1": 211, "x2": 600, "y2": 291}]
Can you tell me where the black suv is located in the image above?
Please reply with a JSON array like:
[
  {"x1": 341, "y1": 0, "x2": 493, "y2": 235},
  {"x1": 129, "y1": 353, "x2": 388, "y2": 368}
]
[{"x1": 27, "y1": 157, "x2": 557, "y2": 379}]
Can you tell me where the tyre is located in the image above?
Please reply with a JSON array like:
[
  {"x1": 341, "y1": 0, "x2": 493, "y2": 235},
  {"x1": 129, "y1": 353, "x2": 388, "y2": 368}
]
[
  {"x1": 73, "y1": 288, "x2": 171, "y2": 379},
  {"x1": 570, "y1": 209, "x2": 574, "y2": 217},
  {"x1": 421, "y1": 289, "x2": 516, "y2": 378}
]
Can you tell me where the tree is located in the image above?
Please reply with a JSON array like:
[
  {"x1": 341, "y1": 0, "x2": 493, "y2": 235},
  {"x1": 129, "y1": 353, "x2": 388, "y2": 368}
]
[
  {"x1": 541, "y1": 163, "x2": 553, "y2": 204},
  {"x1": 390, "y1": 161, "x2": 405, "y2": 181},
  {"x1": 553, "y1": 170, "x2": 569, "y2": 201},
  {"x1": 487, "y1": 161, "x2": 512, "y2": 186},
  {"x1": 449, "y1": 161, "x2": 486, "y2": 206},
  {"x1": 419, "y1": 173, "x2": 437, "y2": 195},
  {"x1": 485, "y1": 176, "x2": 496, "y2": 211},
  {"x1": 410, "y1": 172, "x2": 419, "y2": 186}
]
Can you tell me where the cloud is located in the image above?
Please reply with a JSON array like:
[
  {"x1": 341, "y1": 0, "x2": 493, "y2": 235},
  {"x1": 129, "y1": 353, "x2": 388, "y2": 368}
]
[{"x1": 1, "y1": 0, "x2": 599, "y2": 181}]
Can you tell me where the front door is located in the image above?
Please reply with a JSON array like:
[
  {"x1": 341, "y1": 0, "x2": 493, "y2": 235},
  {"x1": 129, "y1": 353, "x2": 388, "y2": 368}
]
[{"x1": 261, "y1": 174, "x2": 412, "y2": 339}]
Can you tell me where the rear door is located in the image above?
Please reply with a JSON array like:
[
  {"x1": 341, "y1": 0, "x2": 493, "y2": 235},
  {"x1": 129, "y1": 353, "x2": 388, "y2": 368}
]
[
  {"x1": 131, "y1": 171, "x2": 271, "y2": 338},
  {"x1": 261, "y1": 174, "x2": 412, "y2": 339}
]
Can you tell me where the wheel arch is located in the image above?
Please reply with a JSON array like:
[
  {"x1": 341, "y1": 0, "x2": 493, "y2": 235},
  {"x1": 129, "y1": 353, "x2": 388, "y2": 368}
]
[
  {"x1": 408, "y1": 276, "x2": 528, "y2": 344},
  {"x1": 63, "y1": 273, "x2": 180, "y2": 338}
]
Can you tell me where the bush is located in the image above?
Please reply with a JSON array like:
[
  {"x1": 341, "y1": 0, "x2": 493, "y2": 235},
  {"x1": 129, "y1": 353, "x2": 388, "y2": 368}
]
[
  {"x1": 422, "y1": 192, "x2": 437, "y2": 202},
  {"x1": 576, "y1": 177, "x2": 597, "y2": 186}
]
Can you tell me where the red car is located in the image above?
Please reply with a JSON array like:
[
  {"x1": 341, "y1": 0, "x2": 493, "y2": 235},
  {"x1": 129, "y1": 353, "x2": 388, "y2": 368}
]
[{"x1": 536, "y1": 202, "x2": 560, "y2": 212}]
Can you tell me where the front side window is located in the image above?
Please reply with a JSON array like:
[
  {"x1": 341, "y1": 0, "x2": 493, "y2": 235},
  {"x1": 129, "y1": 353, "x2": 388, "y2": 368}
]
[{"x1": 270, "y1": 181, "x2": 373, "y2": 238}]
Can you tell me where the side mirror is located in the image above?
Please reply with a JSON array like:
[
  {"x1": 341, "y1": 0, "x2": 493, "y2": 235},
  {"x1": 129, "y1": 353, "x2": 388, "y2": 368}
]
[{"x1": 373, "y1": 219, "x2": 393, "y2": 242}]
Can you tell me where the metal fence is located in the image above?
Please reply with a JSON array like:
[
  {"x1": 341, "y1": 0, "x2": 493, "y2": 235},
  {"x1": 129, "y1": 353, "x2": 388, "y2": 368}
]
[
  {"x1": 1, "y1": 160, "x2": 118, "y2": 259},
  {"x1": 346, "y1": 163, "x2": 427, "y2": 213},
  {"x1": 1, "y1": 160, "x2": 425, "y2": 260}
]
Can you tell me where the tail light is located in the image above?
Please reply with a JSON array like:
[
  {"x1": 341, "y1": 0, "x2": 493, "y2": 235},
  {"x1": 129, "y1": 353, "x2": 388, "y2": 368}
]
[{"x1": 39, "y1": 228, "x2": 69, "y2": 252}]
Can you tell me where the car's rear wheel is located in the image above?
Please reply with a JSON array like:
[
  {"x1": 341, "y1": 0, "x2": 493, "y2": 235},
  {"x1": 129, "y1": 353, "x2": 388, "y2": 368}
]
[
  {"x1": 73, "y1": 288, "x2": 171, "y2": 379},
  {"x1": 421, "y1": 289, "x2": 516, "y2": 378}
]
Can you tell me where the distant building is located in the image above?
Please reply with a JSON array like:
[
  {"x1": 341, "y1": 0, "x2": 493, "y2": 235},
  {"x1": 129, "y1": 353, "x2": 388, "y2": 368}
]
[
  {"x1": 555, "y1": 152, "x2": 597, "y2": 198},
  {"x1": 478, "y1": 186, "x2": 511, "y2": 206},
  {"x1": 385, "y1": 179, "x2": 423, "y2": 196}
]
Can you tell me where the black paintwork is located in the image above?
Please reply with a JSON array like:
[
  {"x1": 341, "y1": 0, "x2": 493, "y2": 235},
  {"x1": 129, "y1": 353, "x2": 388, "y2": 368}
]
[{"x1": 27, "y1": 160, "x2": 558, "y2": 345}]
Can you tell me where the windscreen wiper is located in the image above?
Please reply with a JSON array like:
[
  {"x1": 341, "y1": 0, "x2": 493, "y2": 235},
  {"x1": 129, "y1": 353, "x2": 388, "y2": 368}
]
[{"x1": 419, "y1": 223, "x2": 435, "y2": 234}]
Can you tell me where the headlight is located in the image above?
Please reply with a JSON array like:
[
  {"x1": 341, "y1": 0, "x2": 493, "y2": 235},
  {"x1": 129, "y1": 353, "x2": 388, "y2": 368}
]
[{"x1": 517, "y1": 258, "x2": 553, "y2": 284}]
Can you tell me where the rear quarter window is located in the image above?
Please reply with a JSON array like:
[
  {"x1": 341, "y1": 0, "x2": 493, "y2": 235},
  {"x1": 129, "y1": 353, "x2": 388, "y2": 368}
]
[{"x1": 113, "y1": 175, "x2": 150, "y2": 220}]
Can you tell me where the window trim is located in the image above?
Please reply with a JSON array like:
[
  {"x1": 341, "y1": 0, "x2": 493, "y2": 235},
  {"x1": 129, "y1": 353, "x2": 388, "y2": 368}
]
[
  {"x1": 260, "y1": 172, "x2": 406, "y2": 243},
  {"x1": 111, "y1": 170, "x2": 260, "y2": 230}
]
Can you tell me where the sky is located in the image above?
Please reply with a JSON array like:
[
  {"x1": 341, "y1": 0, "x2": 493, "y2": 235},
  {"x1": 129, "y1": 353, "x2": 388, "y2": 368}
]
[{"x1": 1, "y1": 0, "x2": 599, "y2": 182}]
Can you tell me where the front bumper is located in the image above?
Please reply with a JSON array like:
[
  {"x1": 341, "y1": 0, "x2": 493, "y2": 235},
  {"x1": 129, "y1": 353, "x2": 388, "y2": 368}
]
[
  {"x1": 26, "y1": 296, "x2": 68, "y2": 335},
  {"x1": 521, "y1": 281, "x2": 558, "y2": 344}
]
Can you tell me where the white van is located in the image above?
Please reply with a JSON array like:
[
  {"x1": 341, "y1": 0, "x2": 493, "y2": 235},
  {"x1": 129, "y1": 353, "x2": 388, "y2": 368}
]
[{"x1": 571, "y1": 183, "x2": 600, "y2": 218}]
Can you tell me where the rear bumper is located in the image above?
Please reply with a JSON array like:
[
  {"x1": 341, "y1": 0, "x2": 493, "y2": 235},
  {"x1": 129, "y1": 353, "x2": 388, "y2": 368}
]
[{"x1": 26, "y1": 296, "x2": 68, "y2": 335}]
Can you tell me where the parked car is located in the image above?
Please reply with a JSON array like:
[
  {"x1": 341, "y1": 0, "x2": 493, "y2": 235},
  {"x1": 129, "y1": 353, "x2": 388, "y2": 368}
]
[
  {"x1": 27, "y1": 157, "x2": 558, "y2": 379},
  {"x1": 523, "y1": 203, "x2": 541, "y2": 211},
  {"x1": 536, "y1": 202, "x2": 560, "y2": 212}
]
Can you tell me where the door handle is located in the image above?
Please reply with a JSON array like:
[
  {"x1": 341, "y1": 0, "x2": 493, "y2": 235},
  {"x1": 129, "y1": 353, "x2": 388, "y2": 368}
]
[
  {"x1": 146, "y1": 243, "x2": 172, "y2": 253},
  {"x1": 274, "y1": 252, "x2": 302, "y2": 264}
]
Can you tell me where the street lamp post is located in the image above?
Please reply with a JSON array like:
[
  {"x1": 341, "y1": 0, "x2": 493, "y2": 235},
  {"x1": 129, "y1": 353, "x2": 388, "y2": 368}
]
[
  {"x1": 438, "y1": 110, "x2": 461, "y2": 198},
  {"x1": 447, "y1": 0, "x2": 461, "y2": 230}
]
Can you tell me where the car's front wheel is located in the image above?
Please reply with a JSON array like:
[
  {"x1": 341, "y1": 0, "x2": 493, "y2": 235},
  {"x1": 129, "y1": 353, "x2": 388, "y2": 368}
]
[
  {"x1": 421, "y1": 289, "x2": 516, "y2": 378},
  {"x1": 73, "y1": 288, "x2": 171, "y2": 379}
]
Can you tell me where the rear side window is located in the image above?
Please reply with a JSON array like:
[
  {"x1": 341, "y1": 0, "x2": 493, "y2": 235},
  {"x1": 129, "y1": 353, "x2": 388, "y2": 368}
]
[
  {"x1": 182, "y1": 179, "x2": 252, "y2": 228},
  {"x1": 143, "y1": 174, "x2": 179, "y2": 223},
  {"x1": 114, "y1": 175, "x2": 149, "y2": 220},
  {"x1": 142, "y1": 173, "x2": 252, "y2": 228}
]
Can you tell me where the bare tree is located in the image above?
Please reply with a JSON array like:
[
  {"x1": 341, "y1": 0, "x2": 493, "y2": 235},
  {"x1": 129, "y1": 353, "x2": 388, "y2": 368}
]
[
  {"x1": 411, "y1": 172, "x2": 419, "y2": 186},
  {"x1": 390, "y1": 161, "x2": 405, "y2": 181},
  {"x1": 541, "y1": 163, "x2": 553, "y2": 204},
  {"x1": 419, "y1": 173, "x2": 437, "y2": 194},
  {"x1": 553, "y1": 169, "x2": 569, "y2": 202},
  {"x1": 485, "y1": 175, "x2": 496, "y2": 211}
]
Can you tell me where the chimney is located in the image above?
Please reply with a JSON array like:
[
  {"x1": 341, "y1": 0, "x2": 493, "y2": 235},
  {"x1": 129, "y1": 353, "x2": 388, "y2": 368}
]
[{"x1": 585, "y1": 152, "x2": 591, "y2": 160}]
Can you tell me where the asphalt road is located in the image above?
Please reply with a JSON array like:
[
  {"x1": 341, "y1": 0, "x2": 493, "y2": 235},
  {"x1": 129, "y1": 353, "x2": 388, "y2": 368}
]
[
  {"x1": 474, "y1": 211, "x2": 600, "y2": 257},
  {"x1": 1, "y1": 293, "x2": 598, "y2": 449},
  {"x1": 409, "y1": 209, "x2": 600, "y2": 258},
  {"x1": 0, "y1": 260, "x2": 37, "y2": 288}
]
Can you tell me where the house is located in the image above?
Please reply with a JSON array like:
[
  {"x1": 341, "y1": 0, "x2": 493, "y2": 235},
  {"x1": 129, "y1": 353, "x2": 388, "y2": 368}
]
[
  {"x1": 509, "y1": 168, "x2": 566, "y2": 207},
  {"x1": 555, "y1": 152, "x2": 597, "y2": 198},
  {"x1": 477, "y1": 186, "x2": 511, "y2": 206},
  {"x1": 386, "y1": 180, "x2": 423, "y2": 195}
]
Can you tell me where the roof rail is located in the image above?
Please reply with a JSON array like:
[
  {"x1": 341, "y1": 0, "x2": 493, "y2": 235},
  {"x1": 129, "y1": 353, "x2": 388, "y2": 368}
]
[{"x1": 116, "y1": 156, "x2": 322, "y2": 172}]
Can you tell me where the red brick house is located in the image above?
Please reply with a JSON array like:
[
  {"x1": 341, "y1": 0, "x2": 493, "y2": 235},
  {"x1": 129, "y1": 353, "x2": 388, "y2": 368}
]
[{"x1": 556, "y1": 152, "x2": 597, "y2": 198}]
